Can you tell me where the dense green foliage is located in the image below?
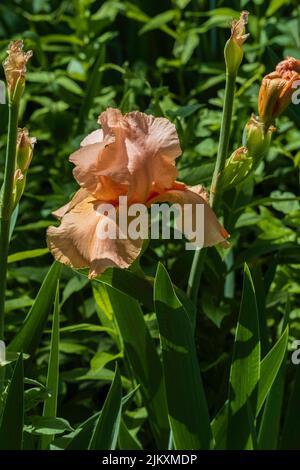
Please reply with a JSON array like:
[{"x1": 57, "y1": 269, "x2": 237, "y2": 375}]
[{"x1": 0, "y1": 0, "x2": 299, "y2": 450}]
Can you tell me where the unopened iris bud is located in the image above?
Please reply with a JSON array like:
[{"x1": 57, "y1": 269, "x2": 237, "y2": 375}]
[
  {"x1": 243, "y1": 115, "x2": 274, "y2": 159},
  {"x1": 219, "y1": 147, "x2": 252, "y2": 190},
  {"x1": 219, "y1": 116, "x2": 274, "y2": 191},
  {"x1": 3, "y1": 40, "x2": 32, "y2": 103},
  {"x1": 12, "y1": 128, "x2": 36, "y2": 209},
  {"x1": 14, "y1": 169, "x2": 24, "y2": 182},
  {"x1": 224, "y1": 11, "x2": 249, "y2": 76},
  {"x1": 258, "y1": 57, "x2": 300, "y2": 129},
  {"x1": 16, "y1": 128, "x2": 36, "y2": 172}
]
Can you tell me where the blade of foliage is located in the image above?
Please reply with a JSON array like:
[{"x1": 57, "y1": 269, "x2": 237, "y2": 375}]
[
  {"x1": 258, "y1": 366, "x2": 285, "y2": 449},
  {"x1": 95, "y1": 268, "x2": 195, "y2": 327},
  {"x1": 252, "y1": 265, "x2": 269, "y2": 357},
  {"x1": 24, "y1": 416, "x2": 73, "y2": 435},
  {"x1": 154, "y1": 263, "x2": 212, "y2": 450},
  {"x1": 257, "y1": 326, "x2": 289, "y2": 415},
  {"x1": 7, "y1": 248, "x2": 49, "y2": 264},
  {"x1": 0, "y1": 354, "x2": 24, "y2": 449},
  {"x1": 211, "y1": 402, "x2": 228, "y2": 450},
  {"x1": 8, "y1": 262, "x2": 61, "y2": 355},
  {"x1": 91, "y1": 268, "x2": 153, "y2": 310},
  {"x1": 41, "y1": 282, "x2": 60, "y2": 449},
  {"x1": 139, "y1": 10, "x2": 176, "y2": 35},
  {"x1": 227, "y1": 264, "x2": 260, "y2": 450},
  {"x1": 65, "y1": 413, "x2": 100, "y2": 451},
  {"x1": 65, "y1": 385, "x2": 139, "y2": 450},
  {"x1": 280, "y1": 366, "x2": 300, "y2": 449},
  {"x1": 93, "y1": 283, "x2": 122, "y2": 348},
  {"x1": 258, "y1": 304, "x2": 289, "y2": 449},
  {"x1": 88, "y1": 365, "x2": 122, "y2": 450},
  {"x1": 213, "y1": 325, "x2": 288, "y2": 449},
  {"x1": 118, "y1": 419, "x2": 142, "y2": 450},
  {"x1": 106, "y1": 284, "x2": 169, "y2": 448}
]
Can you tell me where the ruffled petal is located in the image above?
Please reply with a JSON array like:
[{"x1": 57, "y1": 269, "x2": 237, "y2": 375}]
[
  {"x1": 70, "y1": 111, "x2": 130, "y2": 201},
  {"x1": 69, "y1": 108, "x2": 181, "y2": 203},
  {"x1": 70, "y1": 142, "x2": 129, "y2": 201},
  {"x1": 147, "y1": 183, "x2": 229, "y2": 248},
  {"x1": 47, "y1": 196, "x2": 143, "y2": 277},
  {"x1": 47, "y1": 196, "x2": 96, "y2": 269},
  {"x1": 123, "y1": 111, "x2": 181, "y2": 201},
  {"x1": 80, "y1": 129, "x2": 103, "y2": 146},
  {"x1": 52, "y1": 188, "x2": 90, "y2": 220}
]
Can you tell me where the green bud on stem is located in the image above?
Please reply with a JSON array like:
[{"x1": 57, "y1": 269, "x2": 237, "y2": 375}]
[
  {"x1": 12, "y1": 128, "x2": 36, "y2": 209},
  {"x1": 243, "y1": 115, "x2": 274, "y2": 161},
  {"x1": 224, "y1": 11, "x2": 249, "y2": 77},
  {"x1": 219, "y1": 115, "x2": 274, "y2": 191}
]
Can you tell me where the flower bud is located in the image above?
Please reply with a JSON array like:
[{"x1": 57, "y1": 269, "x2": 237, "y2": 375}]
[
  {"x1": 258, "y1": 57, "x2": 300, "y2": 129},
  {"x1": 12, "y1": 128, "x2": 36, "y2": 209},
  {"x1": 3, "y1": 40, "x2": 32, "y2": 103},
  {"x1": 224, "y1": 11, "x2": 249, "y2": 76},
  {"x1": 243, "y1": 115, "x2": 274, "y2": 159},
  {"x1": 16, "y1": 128, "x2": 36, "y2": 172},
  {"x1": 219, "y1": 116, "x2": 274, "y2": 191},
  {"x1": 219, "y1": 147, "x2": 252, "y2": 191}
]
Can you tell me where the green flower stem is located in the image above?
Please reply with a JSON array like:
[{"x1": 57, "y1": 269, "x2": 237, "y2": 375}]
[
  {"x1": 187, "y1": 72, "x2": 237, "y2": 303},
  {"x1": 187, "y1": 248, "x2": 207, "y2": 302},
  {"x1": 210, "y1": 71, "x2": 236, "y2": 208},
  {"x1": 0, "y1": 99, "x2": 20, "y2": 340}
]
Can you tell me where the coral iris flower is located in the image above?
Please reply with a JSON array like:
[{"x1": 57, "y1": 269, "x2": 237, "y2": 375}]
[{"x1": 47, "y1": 108, "x2": 229, "y2": 277}]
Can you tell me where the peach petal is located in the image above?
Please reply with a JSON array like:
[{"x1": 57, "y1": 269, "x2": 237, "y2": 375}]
[
  {"x1": 69, "y1": 108, "x2": 182, "y2": 203},
  {"x1": 124, "y1": 111, "x2": 181, "y2": 201},
  {"x1": 52, "y1": 188, "x2": 90, "y2": 219},
  {"x1": 80, "y1": 129, "x2": 103, "y2": 147},
  {"x1": 147, "y1": 183, "x2": 229, "y2": 248},
  {"x1": 70, "y1": 117, "x2": 130, "y2": 200},
  {"x1": 47, "y1": 196, "x2": 143, "y2": 277},
  {"x1": 89, "y1": 210, "x2": 143, "y2": 278}
]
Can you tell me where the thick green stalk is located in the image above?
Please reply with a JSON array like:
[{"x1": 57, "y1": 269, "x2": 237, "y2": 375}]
[
  {"x1": 210, "y1": 71, "x2": 236, "y2": 208},
  {"x1": 0, "y1": 100, "x2": 20, "y2": 340},
  {"x1": 187, "y1": 72, "x2": 236, "y2": 303},
  {"x1": 187, "y1": 248, "x2": 207, "y2": 302}
]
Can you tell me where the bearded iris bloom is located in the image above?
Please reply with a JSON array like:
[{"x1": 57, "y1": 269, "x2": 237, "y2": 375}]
[{"x1": 47, "y1": 108, "x2": 229, "y2": 278}]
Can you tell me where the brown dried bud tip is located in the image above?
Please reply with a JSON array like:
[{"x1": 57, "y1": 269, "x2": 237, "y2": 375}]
[
  {"x1": 3, "y1": 40, "x2": 32, "y2": 98},
  {"x1": 231, "y1": 146, "x2": 248, "y2": 162},
  {"x1": 225, "y1": 11, "x2": 249, "y2": 75},
  {"x1": 231, "y1": 10, "x2": 250, "y2": 46},
  {"x1": 17, "y1": 127, "x2": 36, "y2": 148},
  {"x1": 14, "y1": 169, "x2": 24, "y2": 182},
  {"x1": 276, "y1": 56, "x2": 300, "y2": 78}
]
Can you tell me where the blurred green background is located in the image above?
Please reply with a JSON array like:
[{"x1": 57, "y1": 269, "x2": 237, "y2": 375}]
[{"x1": 0, "y1": 0, "x2": 299, "y2": 449}]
